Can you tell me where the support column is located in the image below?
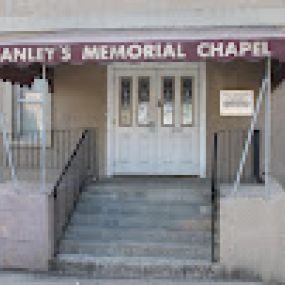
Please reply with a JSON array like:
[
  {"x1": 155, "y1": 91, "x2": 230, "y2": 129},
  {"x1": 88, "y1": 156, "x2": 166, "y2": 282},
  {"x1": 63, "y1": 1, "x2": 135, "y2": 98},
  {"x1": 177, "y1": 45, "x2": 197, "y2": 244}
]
[
  {"x1": 40, "y1": 65, "x2": 47, "y2": 193},
  {"x1": 265, "y1": 57, "x2": 272, "y2": 196}
]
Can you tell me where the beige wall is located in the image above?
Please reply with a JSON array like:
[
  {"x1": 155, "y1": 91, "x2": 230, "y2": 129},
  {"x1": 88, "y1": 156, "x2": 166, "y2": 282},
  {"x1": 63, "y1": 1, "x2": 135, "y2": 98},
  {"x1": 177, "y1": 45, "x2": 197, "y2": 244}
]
[
  {"x1": 206, "y1": 61, "x2": 264, "y2": 175},
  {"x1": 53, "y1": 64, "x2": 107, "y2": 177},
  {"x1": 220, "y1": 180, "x2": 285, "y2": 283}
]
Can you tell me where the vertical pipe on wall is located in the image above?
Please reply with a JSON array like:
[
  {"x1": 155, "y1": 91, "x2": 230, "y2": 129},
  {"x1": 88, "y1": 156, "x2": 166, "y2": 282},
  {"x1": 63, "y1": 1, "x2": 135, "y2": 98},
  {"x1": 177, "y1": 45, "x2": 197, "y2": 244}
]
[
  {"x1": 264, "y1": 57, "x2": 272, "y2": 196},
  {"x1": 40, "y1": 64, "x2": 47, "y2": 193}
]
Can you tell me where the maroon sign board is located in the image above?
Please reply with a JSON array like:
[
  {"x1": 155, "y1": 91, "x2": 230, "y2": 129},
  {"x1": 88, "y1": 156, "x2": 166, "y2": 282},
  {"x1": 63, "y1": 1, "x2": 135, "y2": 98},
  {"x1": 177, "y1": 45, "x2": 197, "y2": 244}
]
[{"x1": 0, "y1": 40, "x2": 284, "y2": 64}]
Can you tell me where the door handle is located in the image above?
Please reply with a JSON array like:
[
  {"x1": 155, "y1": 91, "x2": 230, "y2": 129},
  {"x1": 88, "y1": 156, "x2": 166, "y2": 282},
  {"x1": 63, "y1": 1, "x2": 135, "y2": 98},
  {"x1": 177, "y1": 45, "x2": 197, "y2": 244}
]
[{"x1": 157, "y1": 99, "x2": 162, "y2": 108}]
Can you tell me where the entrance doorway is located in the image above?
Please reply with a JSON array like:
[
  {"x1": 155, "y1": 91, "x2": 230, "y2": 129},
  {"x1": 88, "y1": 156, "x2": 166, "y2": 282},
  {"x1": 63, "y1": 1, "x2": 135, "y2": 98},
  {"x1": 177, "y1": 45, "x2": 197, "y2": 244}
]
[{"x1": 107, "y1": 63, "x2": 206, "y2": 176}]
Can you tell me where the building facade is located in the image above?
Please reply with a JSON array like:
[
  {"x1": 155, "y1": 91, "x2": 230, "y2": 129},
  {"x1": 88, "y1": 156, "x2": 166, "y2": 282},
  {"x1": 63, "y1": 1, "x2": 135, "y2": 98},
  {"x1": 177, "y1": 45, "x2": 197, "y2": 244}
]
[{"x1": 0, "y1": 0, "x2": 285, "y2": 282}]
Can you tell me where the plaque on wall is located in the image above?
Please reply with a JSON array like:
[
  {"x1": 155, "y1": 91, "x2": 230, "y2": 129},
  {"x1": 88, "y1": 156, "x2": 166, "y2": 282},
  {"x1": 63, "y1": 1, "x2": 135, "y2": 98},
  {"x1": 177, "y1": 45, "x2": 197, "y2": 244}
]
[{"x1": 220, "y1": 90, "x2": 254, "y2": 116}]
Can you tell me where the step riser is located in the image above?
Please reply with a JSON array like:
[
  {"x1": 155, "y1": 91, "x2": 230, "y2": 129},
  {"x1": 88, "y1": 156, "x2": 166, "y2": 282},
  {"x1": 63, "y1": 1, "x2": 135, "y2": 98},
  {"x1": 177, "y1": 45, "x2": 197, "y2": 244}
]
[
  {"x1": 55, "y1": 262, "x2": 214, "y2": 279},
  {"x1": 85, "y1": 181, "x2": 210, "y2": 188},
  {"x1": 80, "y1": 195, "x2": 211, "y2": 205},
  {"x1": 70, "y1": 220, "x2": 210, "y2": 231},
  {"x1": 74, "y1": 205, "x2": 211, "y2": 217},
  {"x1": 55, "y1": 261, "x2": 259, "y2": 281},
  {"x1": 88, "y1": 181, "x2": 210, "y2": 189},
  {"x1": 84, "y1": 188, "x2": 211, "y2": 197},
  {"x1": 82, "y1": 192, "x2": 211, "y2": 205},
  {"x1": 71, "y1": 210, "x2": 211, "y2": 224},
  {"x1": 69, "y1": 218, "x2": 211, "y2": 230},
  {"x1": 60, "y1": 243, "x2": 211, "y2": 259},
  {"x1": 64, "y1": 230, "x2": 211, "y2": 243}
]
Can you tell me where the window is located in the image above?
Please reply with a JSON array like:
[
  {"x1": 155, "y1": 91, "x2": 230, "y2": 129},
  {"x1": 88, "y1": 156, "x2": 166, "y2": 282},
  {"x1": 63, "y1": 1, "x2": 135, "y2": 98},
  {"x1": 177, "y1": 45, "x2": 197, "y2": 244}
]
[
  {"x1": 162, "y1": 77, "x2": 175, "y2": 126},
  {"x1": 15, "y1": 89, "x2": 43, "y2": 137},
  {"x1": 119, "y1": 77, "x2": 132, "y2": 126},
  {"x1": 137, "y1": 77, "x2": 150, "y2": 126},
  {"x1": 181, "y1": 77, "x2": 193, "y2": 126},
  {"x1": 12, "y1": 79, "x2": 51, "y2": 144}
]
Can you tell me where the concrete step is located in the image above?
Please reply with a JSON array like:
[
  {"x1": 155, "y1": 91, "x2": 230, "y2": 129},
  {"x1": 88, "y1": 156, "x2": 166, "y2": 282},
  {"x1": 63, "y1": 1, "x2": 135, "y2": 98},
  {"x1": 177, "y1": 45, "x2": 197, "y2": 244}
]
[
  {"x1": 84, "y1": 185, "x2": 211, "y2": 198},
  {"x1": 93, "y1": 177, "x2": 211, "y2": 187},
  {"x1": 60, "y1": 240, "x2": 211, "y2": 259},
  {"x1": 55, "y1": 254, "x2": 260, "y2": 280},
  {"x1": 75, "y1": 200, "x2": 211, "y2": 216},
  {"x1": 70, "y1": 213, "x2": 211, "y2": 230},
  {"x1": 64, "y1": 227, "x2": 211, "y2": 243},
  {"x1": 0, "y1": 272, "x2": 266, "y2": 284},
  {"x1": 80, "y1": 191, "x2": 211, "y2": 204}
]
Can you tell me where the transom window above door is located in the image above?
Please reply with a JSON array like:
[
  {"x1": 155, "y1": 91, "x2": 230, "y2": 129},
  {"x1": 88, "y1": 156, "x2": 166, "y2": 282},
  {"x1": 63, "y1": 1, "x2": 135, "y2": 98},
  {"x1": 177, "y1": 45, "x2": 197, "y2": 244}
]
[{"x1": 118, "y1": 74, "x2": 194, "y2": 128}]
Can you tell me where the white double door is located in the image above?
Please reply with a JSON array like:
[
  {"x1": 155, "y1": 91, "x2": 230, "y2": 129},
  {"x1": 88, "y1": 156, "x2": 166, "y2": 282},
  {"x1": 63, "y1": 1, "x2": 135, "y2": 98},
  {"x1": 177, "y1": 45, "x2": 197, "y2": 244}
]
[{"x1": 111, "y1": 66, "x2": 201, "y2": 175}]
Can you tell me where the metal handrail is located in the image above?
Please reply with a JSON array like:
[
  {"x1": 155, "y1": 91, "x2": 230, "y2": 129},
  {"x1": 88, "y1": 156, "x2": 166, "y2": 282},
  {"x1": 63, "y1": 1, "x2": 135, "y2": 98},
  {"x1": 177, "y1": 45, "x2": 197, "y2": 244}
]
[
  {"x1": 233, "y1": 78, "x2": 268, "y2": 194},
  {"x1": 211, "y1": 132, "x2": 219, "y2": 262},
  {"x1": 53, "y1": 128, "x2": 96, "y2": 254},
  {"x1": 0, "y1": 129, "x2": 85, "y2": 172}
]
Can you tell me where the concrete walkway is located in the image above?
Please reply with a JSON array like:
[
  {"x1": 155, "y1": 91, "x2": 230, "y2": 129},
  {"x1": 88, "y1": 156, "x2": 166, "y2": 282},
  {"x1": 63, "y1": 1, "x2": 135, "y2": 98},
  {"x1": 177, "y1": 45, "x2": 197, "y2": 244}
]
[{"x1": 0, "y1": 272, "x2": 269, "y2": 285}]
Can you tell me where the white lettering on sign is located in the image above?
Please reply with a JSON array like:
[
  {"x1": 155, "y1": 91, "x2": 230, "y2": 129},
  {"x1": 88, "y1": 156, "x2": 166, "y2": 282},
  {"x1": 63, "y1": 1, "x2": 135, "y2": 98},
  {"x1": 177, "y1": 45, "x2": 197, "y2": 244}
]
[
  {"x1": 60, "y1": 45, "x2": 72, "y2": 62},
  {"x1": 220, "y1": 90, "x2": 254, "y2": 116},
  {"x1": 81, "y1": 43, "x2": 187, "y2": 61},
  {"x1": 197, "y1": 41, "x2": 271, "y2": 58},
  {"x1": 0, "y1": 41, "x2": 273, "y2": 64},
  {"x1": 143, "y1": 45, "x2": 154, "y2": 59},
  {"x1": 0, "y1": 47, "x2": 58, "y2": 63},
  {"x1": 127, "y1": 44, "x2": 142, "y2": 60},
  {"x1": 109, "y1": 45, "x2": 127, "y2": 60},
  {"x1": 82, "y1": 45, "x2": 100, "y2": 60}
]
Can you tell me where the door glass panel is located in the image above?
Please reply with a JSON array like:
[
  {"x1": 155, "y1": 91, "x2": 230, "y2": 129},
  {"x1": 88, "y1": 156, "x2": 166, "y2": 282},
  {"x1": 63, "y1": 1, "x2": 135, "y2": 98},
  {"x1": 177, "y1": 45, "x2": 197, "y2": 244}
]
[
  {"x1": 162, "y1": 77, "x2": 174, "y2": 126},
  {"x1": 181, "y1": 77, "x2": 193, "y2": 125},
  {"x1": 137, "y1": 77, "x2": 150, "y2": 126},
  {"x1": 119, "y1": 77, "x2": 132, "y2": 126}
]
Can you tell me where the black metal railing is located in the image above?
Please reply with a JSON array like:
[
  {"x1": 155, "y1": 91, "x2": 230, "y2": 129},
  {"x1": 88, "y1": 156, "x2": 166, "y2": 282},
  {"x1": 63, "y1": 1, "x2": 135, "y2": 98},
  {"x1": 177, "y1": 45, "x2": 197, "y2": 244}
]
[
  {"x1": 213, "y1": 129, "x2": 262, "y2": 184},
  {"x1": 0, "y1": 130, "x2": 85, "y2": 168},
  {"x1": 53, "y1": 128, "x2": 96, "y2": 253},
  {"x1": 211, "y1": 129, "x2": 262, "y2": 262},
  {"x1": 0, "y1": 129, "x2": 88, "y2": 181},
  {"x1": 211, "y1": 132, "x2": 219, "y2": 262}
]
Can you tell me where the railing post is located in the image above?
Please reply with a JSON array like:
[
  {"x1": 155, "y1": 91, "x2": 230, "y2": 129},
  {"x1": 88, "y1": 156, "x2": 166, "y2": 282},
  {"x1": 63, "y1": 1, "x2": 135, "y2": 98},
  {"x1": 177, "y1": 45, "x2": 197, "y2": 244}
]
[
  {"x1": 265, "y1": 57, "x2": 272, "y2": 196},
  {"x1": 211, "y1": 132, "x2": 218, "y2": 263},
  {"x1": 40, "y1": 64, "x2": 47, "y2": 193},
  {"x1": 253, "y1": 129, "x2": 261, "y2": 183}
]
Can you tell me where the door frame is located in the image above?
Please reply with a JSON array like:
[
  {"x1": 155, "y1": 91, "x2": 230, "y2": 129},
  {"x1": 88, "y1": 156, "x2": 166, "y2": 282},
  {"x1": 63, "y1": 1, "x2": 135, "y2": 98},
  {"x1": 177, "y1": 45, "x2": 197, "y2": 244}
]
[{"x1": 106, "y1": 62, "x2": 207, "y2": 177}]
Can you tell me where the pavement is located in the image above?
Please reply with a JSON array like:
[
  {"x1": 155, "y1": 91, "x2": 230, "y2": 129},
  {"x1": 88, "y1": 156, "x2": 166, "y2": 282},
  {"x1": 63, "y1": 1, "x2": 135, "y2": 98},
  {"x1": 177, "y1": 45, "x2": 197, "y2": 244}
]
[{"x1": 0, "y1": 271, "x2": 270, "y2": 285}]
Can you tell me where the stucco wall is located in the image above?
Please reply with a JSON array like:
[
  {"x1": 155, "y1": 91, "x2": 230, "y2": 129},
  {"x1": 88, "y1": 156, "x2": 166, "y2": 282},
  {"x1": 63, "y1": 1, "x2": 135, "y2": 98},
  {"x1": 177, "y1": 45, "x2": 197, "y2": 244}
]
[
  {"x1": 53, "y1": 64, "x2": 107, "y2": 177},
  {"x1": 220, "y1": 180, "x2": 285, "y2": 282},
  {"x1": 0, "y1": 182, "x2": 54, "y2": 271}
]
